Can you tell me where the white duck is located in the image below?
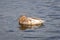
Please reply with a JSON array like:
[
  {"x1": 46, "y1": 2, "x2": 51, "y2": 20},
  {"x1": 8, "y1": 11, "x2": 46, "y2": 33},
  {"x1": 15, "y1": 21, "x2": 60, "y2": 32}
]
[{"x1": 18, "y1": 16, "x2": 44, "y2": 28}]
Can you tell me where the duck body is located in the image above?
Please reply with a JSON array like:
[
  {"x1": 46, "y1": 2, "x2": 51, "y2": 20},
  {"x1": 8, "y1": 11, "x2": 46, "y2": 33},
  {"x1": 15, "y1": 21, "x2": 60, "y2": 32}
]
[{"x1": 18, "y1": 16, "x2": 44, "y2": 28}]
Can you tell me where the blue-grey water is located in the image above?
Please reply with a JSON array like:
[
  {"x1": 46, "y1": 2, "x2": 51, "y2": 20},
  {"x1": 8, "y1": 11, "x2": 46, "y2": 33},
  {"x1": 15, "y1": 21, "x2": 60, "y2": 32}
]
[{"x1": 0, "y1": 0, "x2": 60, "y2": 40}]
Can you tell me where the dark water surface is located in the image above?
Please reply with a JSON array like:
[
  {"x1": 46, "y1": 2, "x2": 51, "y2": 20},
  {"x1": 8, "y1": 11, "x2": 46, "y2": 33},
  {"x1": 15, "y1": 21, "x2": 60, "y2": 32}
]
[{"x1": 0, "y1": 0, "x2": 60, "y2": 40}]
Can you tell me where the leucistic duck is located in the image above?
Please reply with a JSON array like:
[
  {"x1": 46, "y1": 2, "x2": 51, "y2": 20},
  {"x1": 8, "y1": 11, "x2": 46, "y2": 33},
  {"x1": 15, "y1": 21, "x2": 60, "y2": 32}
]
[{"x1": 18, "y1": 16, "x2": 44, "y2": 30}]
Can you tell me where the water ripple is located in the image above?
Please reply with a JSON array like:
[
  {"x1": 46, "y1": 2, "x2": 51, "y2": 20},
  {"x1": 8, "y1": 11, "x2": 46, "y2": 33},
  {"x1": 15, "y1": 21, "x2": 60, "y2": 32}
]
[
  {"x1": 45, "y1": 36, "x2": 60, "y2": 40},
  {"x1": 46, "y1": 30, "x2": 60, "y2": 33}
]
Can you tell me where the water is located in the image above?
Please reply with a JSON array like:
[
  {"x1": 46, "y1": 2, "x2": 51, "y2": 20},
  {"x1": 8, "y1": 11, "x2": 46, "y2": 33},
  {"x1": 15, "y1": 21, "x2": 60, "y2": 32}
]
[{"x1": 0, "y1": 0, "x2": 60, "y2": 40}]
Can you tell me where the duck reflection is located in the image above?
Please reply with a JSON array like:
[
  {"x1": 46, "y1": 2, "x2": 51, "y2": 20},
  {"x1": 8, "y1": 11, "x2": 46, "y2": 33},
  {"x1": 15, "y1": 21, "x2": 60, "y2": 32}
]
[
  {"x1": 19, "y1": 23, "x2": 44, "y2": 30},
  {"x1": 19, "y1": 25, "x2": 28, "y2": 30}
]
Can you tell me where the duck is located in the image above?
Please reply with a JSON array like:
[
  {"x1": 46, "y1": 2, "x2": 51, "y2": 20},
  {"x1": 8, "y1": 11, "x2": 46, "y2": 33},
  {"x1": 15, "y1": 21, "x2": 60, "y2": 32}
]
[{"x1": 18, "y1": 15, "x2": 44, "y2": 28}]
